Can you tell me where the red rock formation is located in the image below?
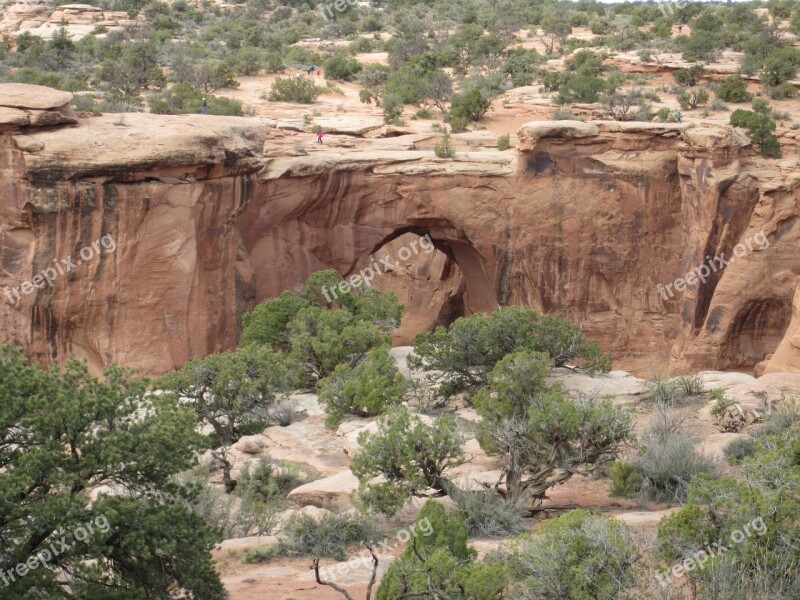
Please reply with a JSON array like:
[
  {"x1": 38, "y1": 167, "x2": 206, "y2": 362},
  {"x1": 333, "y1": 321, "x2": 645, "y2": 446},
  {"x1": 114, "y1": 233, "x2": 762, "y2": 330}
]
[{"x1": 2, "y1": 84, "x2": 800, "y2": 377}]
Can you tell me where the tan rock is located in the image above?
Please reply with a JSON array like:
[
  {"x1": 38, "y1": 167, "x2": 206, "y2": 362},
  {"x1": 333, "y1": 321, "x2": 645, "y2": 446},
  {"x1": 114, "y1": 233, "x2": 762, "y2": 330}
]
[
  {"x1": 286, "y1": 470, "x2": 359, "y2": 509},
  {"x1": 517, "y1": 120, "x2": 599, "y2": 146},
  {"x1": 0, "y1": 83, "x2": 72, "y2": 110},
  {"x1": 0, "y1": 106, "x2": 29, "y2": 126},
  {"x1": 764, "y1": 285, "x2": 800, "y2": 374}
]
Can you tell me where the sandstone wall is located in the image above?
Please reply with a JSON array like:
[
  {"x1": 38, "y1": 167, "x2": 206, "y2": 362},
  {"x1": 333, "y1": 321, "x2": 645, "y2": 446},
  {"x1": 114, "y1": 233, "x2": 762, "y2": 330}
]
[{"x1": 2, "y1": 84, "x2": 800, "y2": 376}]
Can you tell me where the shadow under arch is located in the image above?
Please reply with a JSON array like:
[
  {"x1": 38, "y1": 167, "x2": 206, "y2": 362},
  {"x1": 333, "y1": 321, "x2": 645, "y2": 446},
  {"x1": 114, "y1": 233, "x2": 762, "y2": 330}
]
[{"x1": 355, "y1": 222, "x2": 499, "y2": 317}]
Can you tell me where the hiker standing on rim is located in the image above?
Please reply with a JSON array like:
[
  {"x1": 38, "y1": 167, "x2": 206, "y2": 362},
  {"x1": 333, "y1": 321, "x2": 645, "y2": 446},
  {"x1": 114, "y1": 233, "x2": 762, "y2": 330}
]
[
  {"x1": 201, "y1": 97, "x2": 208, "y2": 114},
  {"x1": 316, "y1": 130, "x2": 326, "y2": 144}
]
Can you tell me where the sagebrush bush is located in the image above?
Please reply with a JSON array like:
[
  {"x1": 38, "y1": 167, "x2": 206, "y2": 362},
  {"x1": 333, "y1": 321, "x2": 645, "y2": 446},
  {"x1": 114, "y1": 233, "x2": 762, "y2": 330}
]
[
  {"x1": 637, "y1": 408, "x2": 717, "y2": 503},
  {"x1": 447, "y1": 486, "x2": 523, "y2": 537},
  {"x1": 268, "y1": 510, "x2": 381, "y2": 561},
  {"x1": 497, "y1": 133, "x2": 511, "y2": 151},
  {"x1": 723, "y1": 436, "x2": 756, "y2": 463}
]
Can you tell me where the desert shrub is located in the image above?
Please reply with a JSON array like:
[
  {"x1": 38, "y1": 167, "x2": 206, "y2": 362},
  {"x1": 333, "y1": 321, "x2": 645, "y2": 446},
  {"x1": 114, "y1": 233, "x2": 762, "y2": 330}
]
[
  {"x1": 497, "y1": 133, "x2": 510, "y2": 150},
  {"x1": 450, "y1": 88, "x2": 490, "y2": 122},
  {"x1": 710, "y1": 387, "x2": 736, "y2": 417},
  {"x1": 675, "y1": 373, "x2": 704, "y2": 396},
  {"x1": 609, "y1": 459, "x2": 643, "y2": 498},
  {"x1": 382, "y1": 93, "x2": 403, "y2": 124},
  {"x1": 149, "y1": 83, "x2": 243, "y2": 115},
  {"x1": 752, "y1": 97, "x2": 771, "y2": 114},
  {"x1": 716, "y1": 75, "x2": 752, "y2": 102},
  {"x1": 376, "y1": 500, "x2": 507, "y2": 600},
  {"x1": 762, "y1": 46, "x2": 800, "y2": 87},
  {"x1": 646, "y1": 374, "x2": 683, "y2": 405},
  {"x1": 351, "y1": 406, "x2": 465, "y2": 515},
  {"x1": 323, "y1": 54, "x2": 363, "y2": 81},
  {"x1": 673, "y1": 65, "x2": 705, "y2": 87},
  {"x1": 601, "y1": 88, "x2": 651, "y2": 121},
  {"x1": 551, "y1": 108, "x2": 585, "y2": 121},
  {"x1": 730, "y1": 108, "x2": 781, "y2": 158},
  {"x1": 446, "y1": 487, "x2": 524, "y2": 537},
  {"x1": 266, "y1": 399, "x2": 296, "y2": 427},
  {"x1": 723, "y1": 436, "x2": 756, "y2": 464},
  {"x1": 237, "y1": 458, "x2": 304, "y2": 502},
  {"x1": 178, "y1": 465, "x2": 279, "y2": 539},
  {"x1": 656, "y1": 429, "x2": 800, "y2": 597},
  {"x1": 509, "y1": 510, "x2": 640, "y2": 599},
  {"x1": 316, "y1": 346, "x2": 407, "y2": 426},
  {"x1": 414, "y1": 108, "x2": 432, "y2": 119},
  {"x1": 268, "y1": 76, "x2": 323, "y2": 103},
  {"x1": 655, "y1": 107, "x2": 675, "y2": 122},
  {"x1": 767, "y1": 82, "x2": 798, "y2": 100},
  {"x1": 554, "y1": 72, "x2": 606, "y2": 103},
  {"x1": 410, "y1": 307, "x2": 611, "y2": 403},
  {"x1": 677, "y1": 87, "x2": 709, "y2": 110},
  {"x1": 434, "y1": 129, "x2": 456, "y2": 157},
  {"x1": 754, "y1": 398, "x2": 800, "y2": 437},
  {"x1": 710, "y1": 98, "x2": 728, "y2": 111},
  {"x1": 247, "y1": 510, "x2": 380, "y2": 562},
  {"x1": 637, "y1": 405, "x2": 717, "y2": 503}
]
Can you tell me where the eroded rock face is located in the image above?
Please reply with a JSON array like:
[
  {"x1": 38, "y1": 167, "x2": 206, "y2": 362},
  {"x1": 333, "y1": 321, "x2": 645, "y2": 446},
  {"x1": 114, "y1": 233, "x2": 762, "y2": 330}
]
[{"x1": 2, "y1": 85, "x2": 800, "y2": 376}]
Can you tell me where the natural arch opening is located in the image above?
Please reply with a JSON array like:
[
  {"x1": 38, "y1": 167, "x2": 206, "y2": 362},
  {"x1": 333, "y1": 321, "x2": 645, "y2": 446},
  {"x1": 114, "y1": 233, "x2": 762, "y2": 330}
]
[{"x1": 348, "y1": 226, "x2": 498, "y2": 344}]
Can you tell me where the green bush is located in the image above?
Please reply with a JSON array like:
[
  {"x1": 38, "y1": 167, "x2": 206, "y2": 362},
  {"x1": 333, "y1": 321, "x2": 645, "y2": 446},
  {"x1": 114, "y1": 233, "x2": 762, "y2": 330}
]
[
  {"x1": 323, "y1": 54, "x2": 363, "y2": 81},
  {"x1": 678, "y1": 87, "x2": 709, "y2": 110},
  {"x1": 673, "y1": 65, "x2": 705, "y2": 87},
  {"x1": 245, "y1": 511, "x2": 380, "y2": 562},
  {"x1": 497, "y1": 133, "x2": 510, "y2": 150},
  {"x1": 767, "y1": 82, "x2": 798, "y2": 100},
  {"x1": 609, "y1": 460, "x2": 643, "y2": 498},
  {"x1": 434, "y1": 130, "x2": 456, "y2": 158},
  {"x1": 149, "y1": 83, "x2": 243, "y2": 116},
  {"x1": 268, "y1": 76, "x2": 323, "y2": 103},
  {"x1": 762, "y1": 46, "x2": 800, "y2": 87},
  {"x1": 710, "y1": 387, "x2": 736, "y2": 417},
  {"x1": 730, "y1": 108, "x2": 781, "y2": 158},
  {"x1": 722, "y1": 436, "x2": 756, "y2": 464},
  {"x1": 316, "y1": 346, "x2": 407, "y2": 426},
  {"x1": 509, "y1": 510, "x2": 639, "y2": 599},
  {"x1": 450, "y1": 88, "x2": 490, "y2": 122},
  {"x1": 716, "y1": 75, "x2": 752, "y2": 102},
  {"x1": 237, "y1": 458, "x2": 304, "y2": 502},
  {"x1": 447, "y1": 487, "x2": 524, "y2": 537},
  {"x1": 377, "y1": 501, "x2": 507, "y2": 600},
  {"x1": 351, "y1": 406, "x2": 465, "y2": 515}
]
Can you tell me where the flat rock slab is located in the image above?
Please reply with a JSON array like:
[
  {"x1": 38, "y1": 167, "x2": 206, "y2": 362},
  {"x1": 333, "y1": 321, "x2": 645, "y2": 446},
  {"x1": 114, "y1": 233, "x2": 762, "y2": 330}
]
[
  {"x1": 287, "y1": 469, "x2": 359, "y2": 509},
  {"x1": 0, "y1": 83, "x2": 72, "y2": 110},
  {"x1": 0, "y1": 106, "x2": 29, "y2": 126}
]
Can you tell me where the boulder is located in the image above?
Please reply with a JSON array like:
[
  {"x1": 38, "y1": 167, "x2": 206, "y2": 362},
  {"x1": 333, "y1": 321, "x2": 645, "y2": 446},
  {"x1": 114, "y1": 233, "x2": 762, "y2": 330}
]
[{"x1": 286, "y1": 470, "x2": 359, "y2": 509}]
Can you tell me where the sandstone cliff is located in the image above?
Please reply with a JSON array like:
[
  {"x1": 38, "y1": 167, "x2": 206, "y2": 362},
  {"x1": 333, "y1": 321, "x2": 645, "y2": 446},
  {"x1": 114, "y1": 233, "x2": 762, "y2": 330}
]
[{"x1": 2, "y1": 83, "x2": 800, "y2": 376}]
